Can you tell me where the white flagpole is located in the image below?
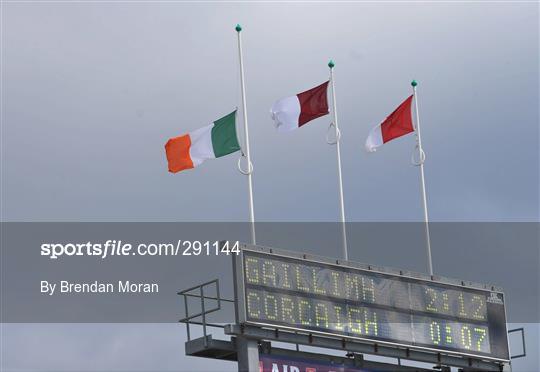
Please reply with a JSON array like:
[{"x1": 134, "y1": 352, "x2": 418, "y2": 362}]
[
  {"x1": 411, "y1": 80, "x2": 433, "y2": 276},
  {"x1": 328, "y1": 60, "x2": 348, "y2": 261},
  {"x1": 236, "y1": 24, "x2": 256, "y2": 245}
]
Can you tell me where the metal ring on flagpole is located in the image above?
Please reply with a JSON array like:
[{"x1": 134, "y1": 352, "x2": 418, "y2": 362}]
[
  {"x1": 411, "y1": 144, "x2": 426, "y2": 166},
  {"x1": 237, "y1": 153, "x2": 253, "y2": 175},
  {"x1": 326, "y1": 122, "x2": 341, "y2": 145}
]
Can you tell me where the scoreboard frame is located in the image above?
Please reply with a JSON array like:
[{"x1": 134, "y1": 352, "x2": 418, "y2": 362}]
[{"x1": 232, "y1": 245, "x2": 510, "y2": 363}]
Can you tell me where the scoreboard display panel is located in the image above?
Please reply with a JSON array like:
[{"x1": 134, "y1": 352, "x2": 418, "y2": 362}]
[{"x1": 234, "y1": 249, "x2": 509, "y2": 361}]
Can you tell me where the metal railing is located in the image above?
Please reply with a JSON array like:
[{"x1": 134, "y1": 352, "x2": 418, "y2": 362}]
[
  {"x1": 178, "y1": 279, "x2": 234, "y2": 346},
  {"x1": 508, "y1": 327, "x2": 526, "y2": 359}
]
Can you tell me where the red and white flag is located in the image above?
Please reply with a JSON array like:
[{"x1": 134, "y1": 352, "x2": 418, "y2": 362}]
[
  {"x1": 365, "y1": 95, "x2": 414, "y2": 152},
  {"x1": 270, "y1": 81, "x2": 329, "y2": 132}
]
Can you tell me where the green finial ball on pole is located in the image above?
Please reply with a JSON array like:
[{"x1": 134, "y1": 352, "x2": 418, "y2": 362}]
[
  {"x1": 411, "y1": 80, "x2": 418, "y2": 87},
  {"x1": 328, "y1": 60, "x2": 335, "y2": 69},
  {"x1": 235, "y1": 24, "x2": 242, "y2": 32}
]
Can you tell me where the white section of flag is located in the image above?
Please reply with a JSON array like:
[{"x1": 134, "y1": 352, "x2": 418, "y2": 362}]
[
  {"x1": 188, "y1": 124, "x2": 215, "y2": 166},
  {"x1": 270, "y1": 95, "x2": 301, "y2": 133},
  {"x1": 365, "y1": 124, "x2": 384, "y2": 153}
]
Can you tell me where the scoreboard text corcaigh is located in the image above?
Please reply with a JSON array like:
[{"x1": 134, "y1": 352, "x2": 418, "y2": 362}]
[{"x1": 233, "y1": 249, "x2": 509, "y2": 361}]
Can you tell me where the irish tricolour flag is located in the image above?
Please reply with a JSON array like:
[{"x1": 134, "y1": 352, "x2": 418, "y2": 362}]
[
  {"x1": 165, "y1": 110, "x2": 240, "y2": 173},
  {"x1": 270, "y1": 81, "x2": 329, "y2": 132}
]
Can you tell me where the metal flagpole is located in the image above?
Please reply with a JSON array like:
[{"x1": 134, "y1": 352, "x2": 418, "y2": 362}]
[
  {"x1": 328, "y1": 60, "x2": 348, "y2": 261},
  {"x1": 235, "y1": 24, "x2": 256, "y2": 245},
  {"x1": 411, "y1": 80, "x2": 433, "y2": 276}
]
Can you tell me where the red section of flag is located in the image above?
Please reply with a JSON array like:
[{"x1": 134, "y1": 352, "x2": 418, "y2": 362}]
[
  {"x1": 297, "y1": 81, "x2": 329, "y2": 126},
  {"x1": 381, "y1": 95, "x2": 414, "y2": 144}
]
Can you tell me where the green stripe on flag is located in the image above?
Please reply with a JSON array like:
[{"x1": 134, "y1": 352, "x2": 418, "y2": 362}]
[{"x1": 211, "y1": 110, "x2": 241, "y2": 158}]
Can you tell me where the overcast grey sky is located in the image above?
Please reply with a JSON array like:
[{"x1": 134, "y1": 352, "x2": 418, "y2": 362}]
[
  {"x1": 2, "y1": 1, "x2": 538, "y2": 223},
  {"x1": 1, "y1": 1, "x2": 538, "y2": 371}
]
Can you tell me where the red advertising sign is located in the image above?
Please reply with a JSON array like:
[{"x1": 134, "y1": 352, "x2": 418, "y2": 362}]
[{"x1": 259, "y1": 354, "x2": 371, "y2": 372}]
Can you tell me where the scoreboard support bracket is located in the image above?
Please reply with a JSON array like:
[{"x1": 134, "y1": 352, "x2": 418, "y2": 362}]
[{"x1": 236, "y1": 336, "x2": 260, "y2": 372}]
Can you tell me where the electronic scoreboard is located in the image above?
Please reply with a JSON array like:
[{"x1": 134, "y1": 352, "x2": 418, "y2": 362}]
[{"x1": 233, "y1": 248, "x2": 509, "y2": 361}]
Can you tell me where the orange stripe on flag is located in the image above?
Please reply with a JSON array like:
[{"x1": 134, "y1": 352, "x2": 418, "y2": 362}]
[{"x1": 165, "y1": 134, "x2": 194, "y2": 173}]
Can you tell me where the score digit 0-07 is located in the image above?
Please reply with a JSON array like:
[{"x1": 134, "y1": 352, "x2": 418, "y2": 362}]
[{"x1": 234, "y1": 249, "x2": 509, "y2": 361}]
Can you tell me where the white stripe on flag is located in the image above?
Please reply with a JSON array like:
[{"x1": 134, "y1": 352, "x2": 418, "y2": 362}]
[
  {"x1": 189, "y1": 124, "x2": 215, "y2": 166},
  {"x1": 270, "y1": 95, "x2": 301, "y2": 133},
  {"x1": 365, "y1": 124, "x2": 383, "y2": 152}
]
